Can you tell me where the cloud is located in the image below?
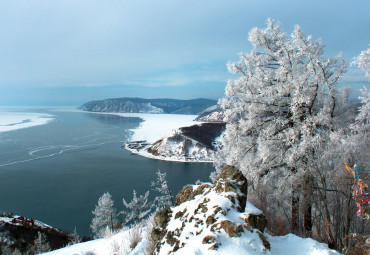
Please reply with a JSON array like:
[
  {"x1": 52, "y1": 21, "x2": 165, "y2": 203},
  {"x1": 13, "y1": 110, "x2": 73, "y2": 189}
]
[{"x1": 0, "y1": 0, "x2": 369, "y2": 104}]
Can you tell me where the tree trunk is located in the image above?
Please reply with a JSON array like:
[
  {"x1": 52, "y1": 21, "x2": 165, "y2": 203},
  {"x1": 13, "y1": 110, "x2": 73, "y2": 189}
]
[
  {"x1": 291, "y1": 189, "x2": 300, "y2": 233},
  {"x1": 302, "y1": 175, "x2": 313, "y2": 235}
]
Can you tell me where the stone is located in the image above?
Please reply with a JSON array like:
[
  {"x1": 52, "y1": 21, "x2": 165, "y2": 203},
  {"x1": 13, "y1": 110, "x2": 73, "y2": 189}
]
[
  {"x1": 256, "y1": 230, "x2": 271, "y2": 250},
  {"x1": 218, "y1": 165, "x2": 248, "y2": 196},
  {"x1": 243, "y1": 213, "x2": 267, "y2": 232},
  {"x1": 202, "y1": 235, "x2": 216, "y2": 244},
  {"x1": 175, "y1": 185, "x2": 194, "y2": 205},
  {"x1": 236, "y1": 194, "x2": 247, "y2": 212},
  {"x1": 154, "y1": 207, "x2": 171, "y2": 229},
  {"x1": 206, "y1": 216, "x2": 216, "y2": 226},
  {"x1": 220, "y1": 220, "x2": 245, "y2": 237}
]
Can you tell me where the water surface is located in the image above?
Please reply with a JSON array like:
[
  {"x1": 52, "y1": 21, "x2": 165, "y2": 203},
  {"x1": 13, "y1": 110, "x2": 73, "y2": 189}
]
[{"x1": 0, "y1": 109, "x2": 214, "y2": 235}]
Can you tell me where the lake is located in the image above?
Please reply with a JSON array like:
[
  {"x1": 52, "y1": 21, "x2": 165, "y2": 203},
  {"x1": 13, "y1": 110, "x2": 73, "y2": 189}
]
[{"x1": 0, "y1": 108, "x2": 214, "y2": 236}]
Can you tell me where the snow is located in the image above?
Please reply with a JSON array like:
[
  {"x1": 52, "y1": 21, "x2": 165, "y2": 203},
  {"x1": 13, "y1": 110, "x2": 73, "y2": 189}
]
[
  {"x1": 43, "y1": 228, "x2": 341, "y2": 255},
  {"x1": 0, "y1": 112, "x2": 54, "y2": 133},
  {"x1": 43, "y1": 227, "x2": 148, "y2": 255},
  {"x1": 91, "y1": 112, "x2": 212, "y2": 162},
  {"x1": 104, "y1": 112, "x2": 200, "y2": 143},
  {"x1": 0, "y1": 215, "x2": 53, "y2": 229},
  {"x1": 269, "y1": 234, "x2": 341, "y2": 255}
]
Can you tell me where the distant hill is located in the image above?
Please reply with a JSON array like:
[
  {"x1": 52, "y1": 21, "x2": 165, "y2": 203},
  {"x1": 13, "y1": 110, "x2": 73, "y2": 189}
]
[{"x1": 79, "y1": 98, "x2": 217, "y2": 115}]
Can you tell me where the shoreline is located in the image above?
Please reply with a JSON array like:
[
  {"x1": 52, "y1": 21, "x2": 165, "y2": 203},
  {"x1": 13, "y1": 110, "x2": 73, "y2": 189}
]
[
  {"x1": 80, "y1": 110, "x2": 215, "y2": 163},
  {"x1": 124, "y1": 142, "x2": 213, "y2": 163}
]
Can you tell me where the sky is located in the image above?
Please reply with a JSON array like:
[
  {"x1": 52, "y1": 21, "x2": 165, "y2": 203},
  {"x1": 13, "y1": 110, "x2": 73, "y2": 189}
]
[{"x1": 0, "y1": 0, "x2": 369, "y2": 106}]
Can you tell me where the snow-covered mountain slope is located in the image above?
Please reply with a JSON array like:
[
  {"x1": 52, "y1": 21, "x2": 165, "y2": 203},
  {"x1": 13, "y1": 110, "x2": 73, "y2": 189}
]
[
  {"x1": 0, "y1": 214, "x2": 73, "y2": 253},
  {"x1": 195, "y1": 105, "x2": 224, "y2": 122},
  {"x1": 125, "y1": 123, "x2": 225, "y2": 162},
  {"x1": 80, "y1": 98, "x2": 217, "y2": 115},
  {"x1": 44, "y1": 166, "x2": 340, "y2": 255}
]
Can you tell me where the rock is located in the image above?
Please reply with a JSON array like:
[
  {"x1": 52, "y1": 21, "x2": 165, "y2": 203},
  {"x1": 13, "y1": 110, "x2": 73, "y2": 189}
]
[
  {"x1": 151, "y1": 228, "x2": 166, "y2": 243},
  {"x1": 175, "y1": 185, "x2": 194, "y2": 205},
  {"x1": 151, "y1": 165, "x2": 270, "y2": 255},
  {"x1": 154, "y1": 207, "x2": 171, "y2": 229},
  {"x1": 220, "y1": 220, "x2": 245, "y2": 237},
  {"x1": 176, "y1": 184, "x2": 211, "y2": 205},
  {"x1": 218, "y1": 165, "x2": 248, "y2": 196},
  {"x1": 257, "y1": 230, "x2": 271, "y2": 250},
  {"x1": 174, "y1": 209, "x2": 186, "y2": 219},
  {"x1": 206, "y1": 216, "x2": 216, "y2": 226},
  {"x1": 243, "y1": 213, "x2": 267, "y2": 232},
  {"x1": 236, "y1": 194, "x2": 247, "y2": 212},
  {"x1": 202, "y1": 235, "x2": 216, "y2": 244}
]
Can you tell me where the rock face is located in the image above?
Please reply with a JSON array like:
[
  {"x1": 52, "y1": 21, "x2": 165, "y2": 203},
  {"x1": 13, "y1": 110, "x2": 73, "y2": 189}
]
[
  {"x1": 80, "y1": 98, "x2": 217, "y2": 115},
  {"x1": 151, "y1": 166, "x2": 270, "y2": 254}
]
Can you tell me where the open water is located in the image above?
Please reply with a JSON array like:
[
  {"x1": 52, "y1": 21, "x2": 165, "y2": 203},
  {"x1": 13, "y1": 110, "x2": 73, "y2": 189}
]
[{"x1": 0, "y1": 108, "x2": 214, "y2": 235}]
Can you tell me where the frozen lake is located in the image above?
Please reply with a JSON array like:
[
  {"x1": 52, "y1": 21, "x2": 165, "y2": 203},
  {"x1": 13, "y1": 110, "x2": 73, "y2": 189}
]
[{"x1": 0, "y1": 108, "x2": 214, "y2": 236}]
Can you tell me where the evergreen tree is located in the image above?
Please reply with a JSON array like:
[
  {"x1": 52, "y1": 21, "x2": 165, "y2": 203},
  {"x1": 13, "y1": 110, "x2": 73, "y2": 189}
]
[
  {"x1": 122, "y1": 190, "x2": 153, "y2": 224},
  {"x1": 90, "y1": 192, "x2": 117, "y2": 238},
  {"x1": 30, "y1": 232, "x2": 50, "y2": 254},
  {"x1": 151, "y1": 170, "x2": 174, "y2": 209}
]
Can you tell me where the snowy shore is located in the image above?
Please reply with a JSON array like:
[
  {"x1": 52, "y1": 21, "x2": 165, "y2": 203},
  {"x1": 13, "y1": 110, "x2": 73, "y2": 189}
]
[
  {"x1": 124, "y1": 142, "x2": 213, "y2": 163},
  {"x1": 0, "y1": 112, "x2": 54, "y2": 133}
]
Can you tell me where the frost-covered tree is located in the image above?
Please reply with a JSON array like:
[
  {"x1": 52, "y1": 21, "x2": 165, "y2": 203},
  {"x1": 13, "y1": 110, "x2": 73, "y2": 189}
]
[
  {"x1": 214, "y1": 19, "x2": 346, "y2": 233},
  {"x1": 69, "y1": 227, "x2": 81, "y2": 245},
  {"x1": 122, "y1": 190, "x2": 153, "y2": 224},
  {"x1": 29, "y1": 232, "x2": 50, "y2": 254},
  {"x1": 351, "y1": 47, "x2": 370, "y2": 153},
  {"x1": 353, "y1": 47, "x2": 370, "y2": 79},
  {"x1": 151, "y1": 170, "x2": 174, "y2": 209},
  {"x1": 90, "y1": 192, "x2": 118, "y2": 238}
]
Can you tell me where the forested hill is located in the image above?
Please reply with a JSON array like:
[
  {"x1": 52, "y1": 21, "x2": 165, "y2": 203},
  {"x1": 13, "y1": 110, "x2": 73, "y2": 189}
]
[{"x1": 79, "y1": 98, "x2": 217, "y2": 115}]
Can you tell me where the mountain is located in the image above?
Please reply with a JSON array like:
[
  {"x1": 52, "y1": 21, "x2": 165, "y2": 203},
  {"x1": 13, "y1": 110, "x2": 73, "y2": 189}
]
[{"x1": 79, "y1": 98, "x2": 217, "y2": 115}]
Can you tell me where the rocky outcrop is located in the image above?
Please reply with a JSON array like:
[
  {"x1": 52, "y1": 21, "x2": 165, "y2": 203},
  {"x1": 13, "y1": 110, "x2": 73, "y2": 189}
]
[
  {"x1": 147, "y1": 130, "x2": 214, "y2": 161},
  {"x1": 151, "y1": 166, "x2": 271, "y2": 254},
  {"x1": 141, "y1": 123, "x2": 225, "y2": 162}
]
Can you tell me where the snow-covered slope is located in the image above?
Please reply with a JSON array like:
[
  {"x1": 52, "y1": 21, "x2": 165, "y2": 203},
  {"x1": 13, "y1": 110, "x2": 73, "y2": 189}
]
[
  {"x1": 43, "y1": 166, "x2": 340, "y2": 255},
  {"x1": 195, "y1": 105, "x2": 224, "y2": 122},
  {"x1": 125, "y1": 123, "x2": 225, "y2": 162}
]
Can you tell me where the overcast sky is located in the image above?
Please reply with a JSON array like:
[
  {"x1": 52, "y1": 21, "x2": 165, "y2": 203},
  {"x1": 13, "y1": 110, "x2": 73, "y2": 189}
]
[{"x1": 0, "y1": 0, "x2": 369, "y2": 105}]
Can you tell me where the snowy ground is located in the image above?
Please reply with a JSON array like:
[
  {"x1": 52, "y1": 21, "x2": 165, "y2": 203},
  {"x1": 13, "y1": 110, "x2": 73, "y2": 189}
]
[
  {"x1": 43, "y1": 228, "x2": 340, "y2": 255},
  {"x1": 99, "y1": 112, "x2": 200, "y2": 143},
  {"x1": 0, "y1": 112, "x2": 54, "y2": 133}
]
